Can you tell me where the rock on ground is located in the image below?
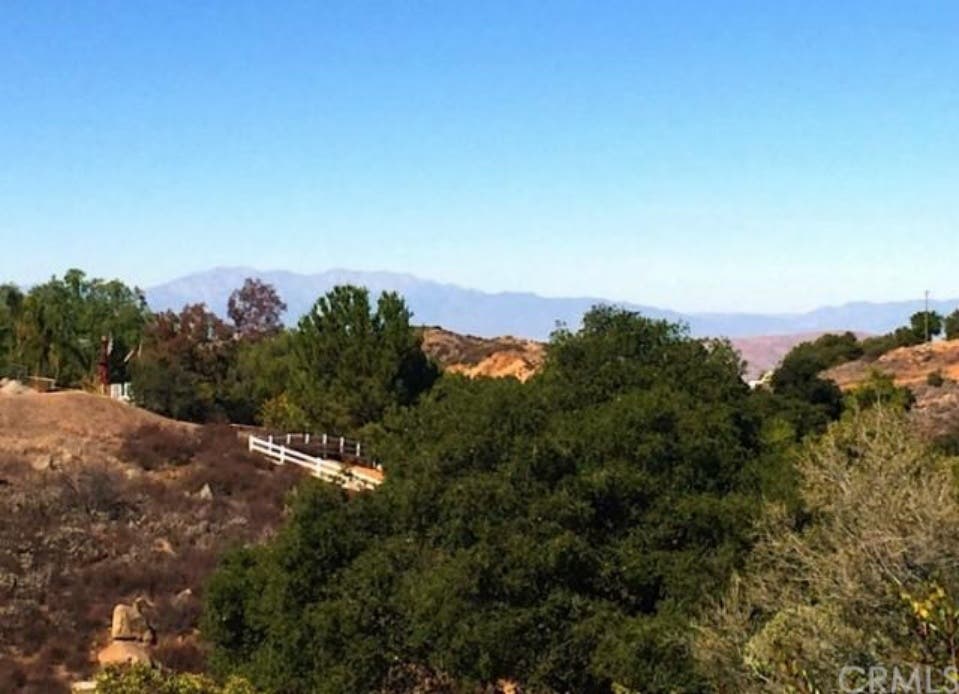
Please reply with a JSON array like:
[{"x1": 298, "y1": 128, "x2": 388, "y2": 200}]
[{"x1": 96, "y1": 640, "x2": 153, "y2": 667}]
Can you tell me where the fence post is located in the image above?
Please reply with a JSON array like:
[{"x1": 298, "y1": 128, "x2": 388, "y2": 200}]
[
  {"x1": 248, "y1": 435, "x2": 254, "y2": 452},
  {"x1": 286, "y1": 433, "x2": 291, "y2": 445},
  {"x1": 339, "y1": 437, "x2": 345, "y2": 455},
  {"x1": 356, "y1": 442, "x2": 361, "y2": 458},
  {"x1": 305, "y1": 433, "x2": 310, "y2": 444}
]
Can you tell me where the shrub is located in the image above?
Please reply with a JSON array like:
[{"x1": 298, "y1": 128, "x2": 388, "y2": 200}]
[
  {"x1": 0, "y1": 658, "x2": 27, "y2": 690},
  {"x1": 928, "y1": 369, "x2": 946, "y2": 387},
  {"x1": 121, "y1": 424, "x2": 199, "y2": 470},
  {"x1": 59, "y1": 466, "x2": 130, "y2": 520},
  {"x1": 844, "y1": 370, "x2": 914, "y2": 411},
  {"x1": 94, "y1": 664, "x2": 258, "y2": 693},
  {"x1": 695, "y1": 408, "x2": 959, "y2": 692},
  {"x1": 154, "y1": 639, "x2": 208, "y2": 674},
  {"x1": 257, "y1": 392, "x2": 309, "y2": 431}
]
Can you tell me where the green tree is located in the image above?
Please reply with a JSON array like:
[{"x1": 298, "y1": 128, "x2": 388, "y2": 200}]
[
  {"x1": 945, "y1": 310, "x2": 959, "y2": 340},
  {"x1": 767, "y1": 333, "x2": 858, "y2": 437},
  {"x1": 14, "y1": 269, "x2": 148, "y2": 386},
  {"x1": 696, "y1": 408, "x2": 959, "y2": 692},
  {"x1": 222, "y1": 330, "x2": 298, "y2": 425},
  {"x1": 0, "y1": 283, "x2": 24, "y2": 370},
  {"x1": 910, "y1": 310, "x2": 943, "y2": 343},
  {"x1": 289, "y1": 285, "x2": 438, "y2": 432},
  {"x1": 844, "y1": 369, "x2": 914, "y2": 411},
  {"x1": 130, "y1": 304, "x2": 235, "y2": 421},
  {"x1": 203, "y1": 307, "x2": 784, "y2": 693}
]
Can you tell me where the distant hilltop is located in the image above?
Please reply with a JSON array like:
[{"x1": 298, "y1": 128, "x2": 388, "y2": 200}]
[
  {"x1": 420, "y1": 326, "x2": 841, "y2": 382},
  {"x1": 146, "y1": 266, "x2": 959, "y2": 341}
]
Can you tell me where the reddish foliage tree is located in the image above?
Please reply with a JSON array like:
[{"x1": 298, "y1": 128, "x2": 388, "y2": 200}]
[
  {"x1": 227, "y1": 278, "x2": 287, "y2": 340},
  {"x1": 131, "y1": 304, "x2": 236, "y2": 421}
]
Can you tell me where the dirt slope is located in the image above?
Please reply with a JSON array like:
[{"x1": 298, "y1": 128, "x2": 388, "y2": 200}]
[
  {"x1": 0, "y1": 391, "x2": 301, "y2": 692},
  {"x1": 825, "y1": 340, "x2": 959, "y2": 389},
  {"x1": 0, "y1": 390, "x2": 196, "y2": 470},
  {"x1": 823, "y1": 340, "x2": 959, "y2": 440},
  {"x1": 421, "y1": 327, "x2": 546, "y2": 382}
]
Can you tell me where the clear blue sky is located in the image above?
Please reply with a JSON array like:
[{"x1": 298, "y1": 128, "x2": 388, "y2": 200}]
[{"x1": 1, "y1": 1, "x2": 956, "y2": 312}]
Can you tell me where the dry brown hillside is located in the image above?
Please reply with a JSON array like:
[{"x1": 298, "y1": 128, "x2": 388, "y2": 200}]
[
  {"x1": 823, "y1": 340, "x2": 959, "y2": 440},
  {"x1": 0, "y1": 390, "x2": 195, "y2": 470},
  {"x1": 825, "y1": 340, "x2": 959, "y2": 389},
  {"x1": 0, "y1": 389, "x2": 301, "y2": 693},
  {"x1": 421, "y1": 327, "x2": 546, "y2": 381}
]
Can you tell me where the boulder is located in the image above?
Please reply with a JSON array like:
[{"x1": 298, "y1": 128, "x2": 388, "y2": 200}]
[
  {"x1": 31, "y1": 454, "x2": 55, "y2": 471},
  {"x1": 197, "y1": 483, "x2": 214, "y2": 501},
  {"x1": 152, "y1": 537, "x2": 176, "y2": 556},
  {"x1": 96, "y1": 640, "x2": 152, "y2": 667},
  {"x1": 173, "y1": 588, "x2": 194, "y2": 607},
  {"x1": 110, "y1": 600, "x2": 155, "y2": 643}
]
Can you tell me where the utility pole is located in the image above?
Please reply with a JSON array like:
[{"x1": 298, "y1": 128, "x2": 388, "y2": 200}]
[{"x1": 925, "y1": 290, "x2": 931, "y2": 343}]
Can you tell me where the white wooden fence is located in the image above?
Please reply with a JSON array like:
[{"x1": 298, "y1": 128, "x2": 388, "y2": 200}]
[{"x1": 247, "y1": 434, "x2": 382, "y2": 491}]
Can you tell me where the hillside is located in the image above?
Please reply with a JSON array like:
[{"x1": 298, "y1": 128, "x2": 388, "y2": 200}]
[
  {"x1": 421, "y1": 327, "x2": 826, "y2": 382},
  {"x1": 825, "y1": 340, "x2": 959, "y2": 389},
  {"x1": 145, "y1": 266, "x2": 959, "y2": 340},
  {"x1": 0, "y1": 390, "x2": 195, "y2": 469},
  {"x1": 728, "y1": 332, "x2": 862, "y2": 380},
  {"x1": 823, "y1": 340, "x2": 959, "y2": 439},
  {"x1": 0, "y1": 390, "x2": 301, "y2": 692},
  {"x1": 421, "y1": 327, "x2": 546, "y2": 382}
]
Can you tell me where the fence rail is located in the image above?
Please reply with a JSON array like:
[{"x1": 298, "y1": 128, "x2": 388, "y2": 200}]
[
  {"x1": 256, "y1": 431, "x2": 366, "y2": 461},
  {"x1": 247, "y1": 434, "x2": 382, "y2": 491}
]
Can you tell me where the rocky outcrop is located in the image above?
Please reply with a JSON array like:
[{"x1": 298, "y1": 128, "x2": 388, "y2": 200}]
[
  {"x1": 110, "y1": 599, "x2": 156, "y2": 643},
  {"x1": 96, "y1": 598, "x2": 156, "y2": 668}
]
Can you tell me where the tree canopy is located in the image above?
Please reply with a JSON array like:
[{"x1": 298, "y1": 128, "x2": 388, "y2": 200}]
[
  {"x1": 0, "y1": 269, "x2": 148, "y2": 386},
  {"x1": 130, "y1": 304, "x2": 236, "y2": 421},
  {"x1": 696, "y1": 407, "x2": 959, "y2": 692},
  {"x1": 6, "y1": 267, "x2": 949, "y2": 691},
  {"x1": 909, "y1": 310, "x2": 943, "y2": 343},
  {"x1": 227, "y1": 278, "x2": 287, "y2": 340},
  {"x1": 287, "y1": 285, "x2": 439, "y2": 432},
  {"x1": 202, "y1": 307, "x2": 789, "y2": 693},
  {"x1": 766, "y1": 332, "x2": 860, "y2": 437},
  {"x1": 945, "y1": 309, "x2": 959, "y2": 340}
]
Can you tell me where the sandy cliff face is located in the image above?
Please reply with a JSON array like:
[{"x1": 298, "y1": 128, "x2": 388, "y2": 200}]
[{"x1": 420, "y1": 328, "x2": 546, "y2": 382}]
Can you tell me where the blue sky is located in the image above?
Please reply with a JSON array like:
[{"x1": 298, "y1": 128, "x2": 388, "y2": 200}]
[{"x1": 1, "y1": 1, "x2": 956, "y2": 312}]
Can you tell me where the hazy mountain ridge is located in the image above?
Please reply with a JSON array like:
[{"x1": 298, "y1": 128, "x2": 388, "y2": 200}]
[{"x1": 145, "y1": 267, "x2": 959, "y2": 340}]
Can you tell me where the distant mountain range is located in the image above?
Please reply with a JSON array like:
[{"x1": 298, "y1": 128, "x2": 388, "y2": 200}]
[{"x1": 145, "y1": 267, "x2": 959, "y2": 341}]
